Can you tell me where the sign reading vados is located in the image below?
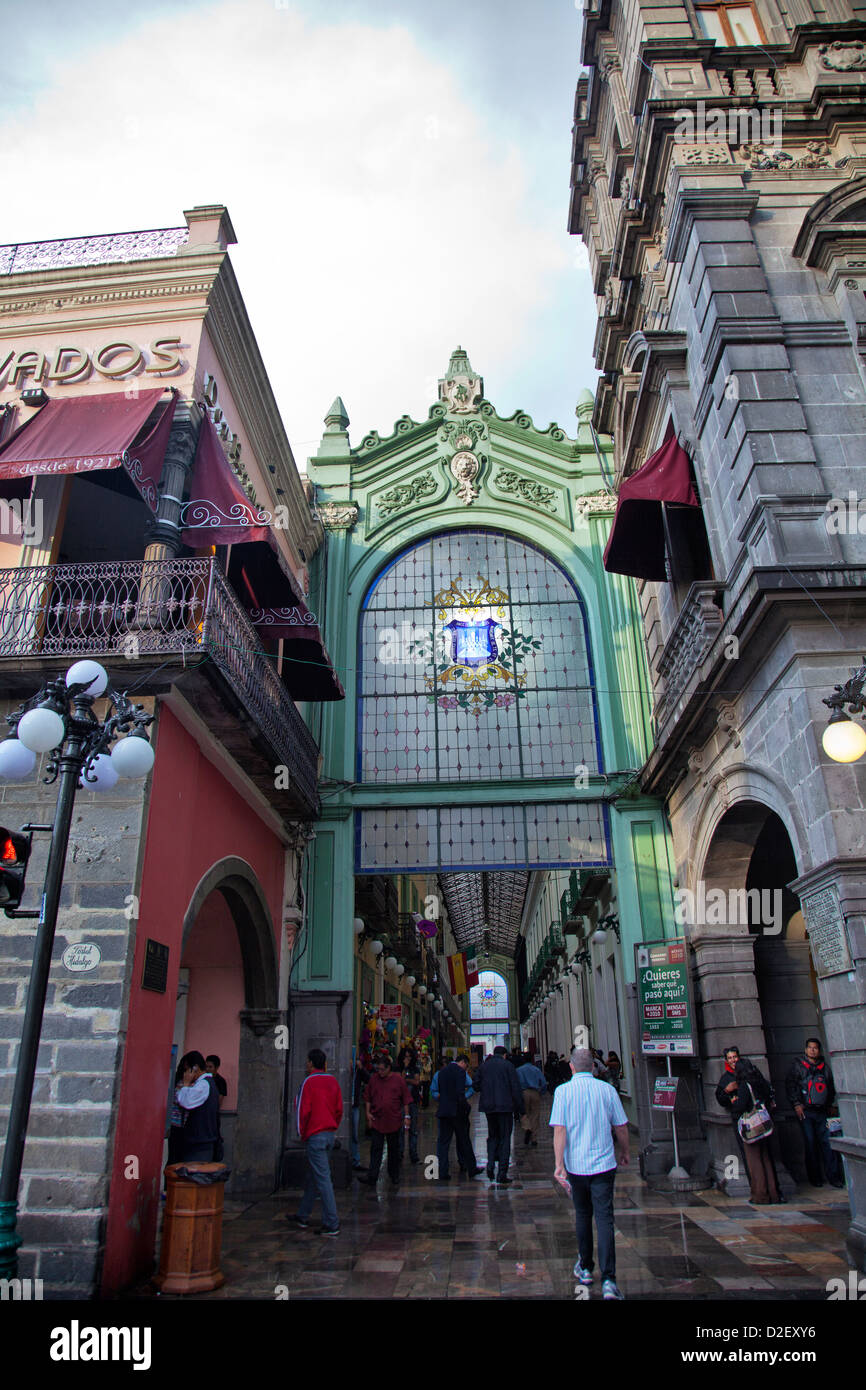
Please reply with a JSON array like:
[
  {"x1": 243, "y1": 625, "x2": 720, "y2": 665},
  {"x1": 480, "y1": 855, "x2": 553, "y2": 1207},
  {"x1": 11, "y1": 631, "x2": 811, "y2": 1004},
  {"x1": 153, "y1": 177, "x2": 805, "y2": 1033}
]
[{"x1": 635, "y1": 939, "x2": 695, "y2": 1056}]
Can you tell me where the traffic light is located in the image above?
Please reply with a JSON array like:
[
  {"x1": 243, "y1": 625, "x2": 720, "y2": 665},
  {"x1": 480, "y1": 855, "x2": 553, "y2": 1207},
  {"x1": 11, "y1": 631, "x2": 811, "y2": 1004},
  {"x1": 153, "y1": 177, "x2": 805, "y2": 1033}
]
[{"x1": 0, "y1": 828, "x2": 32, "y2": 914}]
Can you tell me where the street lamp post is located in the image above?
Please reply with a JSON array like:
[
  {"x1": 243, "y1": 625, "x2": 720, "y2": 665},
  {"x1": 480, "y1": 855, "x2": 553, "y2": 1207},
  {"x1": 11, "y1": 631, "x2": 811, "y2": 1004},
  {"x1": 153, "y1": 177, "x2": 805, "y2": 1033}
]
[{"x1": 0, "y1": 660, "x2": 155, "y2": 1278}]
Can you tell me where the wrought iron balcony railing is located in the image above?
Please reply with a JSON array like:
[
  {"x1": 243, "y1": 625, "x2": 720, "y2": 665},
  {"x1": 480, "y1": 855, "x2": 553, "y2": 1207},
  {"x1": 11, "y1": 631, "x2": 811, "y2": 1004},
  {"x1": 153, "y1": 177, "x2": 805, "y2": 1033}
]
[{"x1": 0, "y1": 557, "x2": 320, "y2": 815}]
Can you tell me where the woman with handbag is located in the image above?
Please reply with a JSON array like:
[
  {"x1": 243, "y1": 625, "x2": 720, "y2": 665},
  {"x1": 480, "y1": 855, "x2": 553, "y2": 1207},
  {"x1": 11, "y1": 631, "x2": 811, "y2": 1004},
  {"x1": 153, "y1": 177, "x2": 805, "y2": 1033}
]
[{"x1": 730, "y1": 1059, "x2": 781, "y2": 1204}]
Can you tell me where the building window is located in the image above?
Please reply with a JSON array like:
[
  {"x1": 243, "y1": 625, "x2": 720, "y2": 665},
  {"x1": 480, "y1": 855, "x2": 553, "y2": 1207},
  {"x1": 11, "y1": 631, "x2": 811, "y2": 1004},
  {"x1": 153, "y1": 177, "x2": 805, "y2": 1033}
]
[
  {"x1": 357, "y1": 528, "x2": 601, "y2": 785},
  {"x1": 695, "y1": 4, "x2": 766, "y2": 45}
]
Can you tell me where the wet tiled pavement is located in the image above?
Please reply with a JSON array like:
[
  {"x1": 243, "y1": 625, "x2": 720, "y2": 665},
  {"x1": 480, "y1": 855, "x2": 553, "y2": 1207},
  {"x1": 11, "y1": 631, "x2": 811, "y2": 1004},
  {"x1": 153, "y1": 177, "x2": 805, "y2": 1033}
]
[{"x1": 138, "y1": 1104, "x2": 852, "y2": 1301}]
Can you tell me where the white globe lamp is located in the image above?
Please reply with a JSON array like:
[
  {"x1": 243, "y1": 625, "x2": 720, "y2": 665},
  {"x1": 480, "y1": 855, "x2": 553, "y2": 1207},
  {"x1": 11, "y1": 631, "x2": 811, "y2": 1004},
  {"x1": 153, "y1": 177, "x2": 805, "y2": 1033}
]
[
  {"x1": 0, "y1": 739, "x2": 37, "y2": 781},
  {"x1": 110, "y1": 735, "x2": 155, "y2": 779},
  {"x1": 65, "y1": 660, "x2": 109, "y2": 698},
  {"x1": 17, "y1": 706, "x2": 65, "y2": 754}
]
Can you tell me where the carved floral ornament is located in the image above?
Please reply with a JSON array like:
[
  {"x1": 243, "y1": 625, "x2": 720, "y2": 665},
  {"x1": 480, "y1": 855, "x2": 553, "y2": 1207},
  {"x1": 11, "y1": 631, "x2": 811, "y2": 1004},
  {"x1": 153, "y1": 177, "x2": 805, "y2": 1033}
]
[
  {"x1": 319, "y1": 501, "x2": 360, "y2": 530},
  {"x1": 819, "y1": 40, "x2": 866, "y2": 72},
  {"x1": 575, "y1": 490, "x2": 618, "y2": 517}
]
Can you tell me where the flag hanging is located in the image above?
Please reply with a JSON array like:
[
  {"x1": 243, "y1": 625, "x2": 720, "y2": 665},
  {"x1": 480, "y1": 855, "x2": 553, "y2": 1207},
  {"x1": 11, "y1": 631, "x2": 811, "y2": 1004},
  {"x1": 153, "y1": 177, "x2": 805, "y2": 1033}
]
[{"x1": 447, "y1": 952, "x2": 471, "y2": 995}]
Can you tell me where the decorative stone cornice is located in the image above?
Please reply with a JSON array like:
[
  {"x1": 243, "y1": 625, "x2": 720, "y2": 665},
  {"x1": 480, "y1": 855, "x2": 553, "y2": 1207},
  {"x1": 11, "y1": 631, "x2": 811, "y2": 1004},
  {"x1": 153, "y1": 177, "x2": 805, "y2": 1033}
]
[{"x1": 319, "y1": 501, "x2": 360, "y2": 530}]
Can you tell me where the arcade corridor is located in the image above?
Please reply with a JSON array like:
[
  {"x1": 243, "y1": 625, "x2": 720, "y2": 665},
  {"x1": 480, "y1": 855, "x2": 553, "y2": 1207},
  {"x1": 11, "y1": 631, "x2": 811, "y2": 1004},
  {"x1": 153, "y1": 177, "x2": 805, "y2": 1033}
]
[{"x1": 132, "y1": 1102, "x2": 851, "y2": 1302}]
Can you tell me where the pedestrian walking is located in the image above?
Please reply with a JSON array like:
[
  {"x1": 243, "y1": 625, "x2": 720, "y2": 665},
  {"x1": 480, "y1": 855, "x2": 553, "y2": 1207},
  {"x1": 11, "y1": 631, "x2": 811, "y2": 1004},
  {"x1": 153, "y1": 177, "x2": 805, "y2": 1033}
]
[
  {"x1": 359, "y1": 1055, "x2": 411, "y2": 1187},
  {"x1": 544, "y1": 1051, "x2": 560, "y2": 1095},
  {"x1": 551, "y1": 1047, "x2": 629, "y2": 1301},
  {"x1": 785, "y1": 1038, "x2": 844, "y2": 1189},
  {"x1": 433, "y1": 1055, "x2": 483, "y2": 1181},
  {"x1": 400, "y1": 1052, "x2": 421, "y2": 1166},
  {"x1": 419, "y1": 1046, "x2": 433, "y2": 1108},
  {"x1": 604, "y1": 1052, "x2": 623, "y2": 1092},
  {"x1": 478, "y1": 1045, "x2": 524, "y2": 1185},
  {"x1": 292, "y1": 1048, "x2": 343, "y2": 1235},
  {"x1": 516, "y1": 1053, "x2": 547, "y2": 1146},
  {"x1": 730, "y1": 1057, "x2": 781, "y2": 1205},
  {"x1": 350, "y1": 1053, "x2": 371, "y2": 1172}
]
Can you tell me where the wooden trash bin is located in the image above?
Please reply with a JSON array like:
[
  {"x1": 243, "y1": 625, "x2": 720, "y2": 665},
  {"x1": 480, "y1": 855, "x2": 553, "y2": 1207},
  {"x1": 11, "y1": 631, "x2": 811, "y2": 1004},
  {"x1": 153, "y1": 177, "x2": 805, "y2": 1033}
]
[{"x1": 155, "y1": 1162, "x2": 228, "y2": 1294}]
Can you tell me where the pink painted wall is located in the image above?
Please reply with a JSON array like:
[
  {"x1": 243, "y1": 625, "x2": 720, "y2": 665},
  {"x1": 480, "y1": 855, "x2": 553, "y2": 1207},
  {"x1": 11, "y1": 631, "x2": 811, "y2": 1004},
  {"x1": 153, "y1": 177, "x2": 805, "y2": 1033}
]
[
  {"x1": 181, "y1": 890, "x2": 244, "y2": 1107},
  {"x1": 101, "y1": 705, "x2": 285, "y2": 1294}
]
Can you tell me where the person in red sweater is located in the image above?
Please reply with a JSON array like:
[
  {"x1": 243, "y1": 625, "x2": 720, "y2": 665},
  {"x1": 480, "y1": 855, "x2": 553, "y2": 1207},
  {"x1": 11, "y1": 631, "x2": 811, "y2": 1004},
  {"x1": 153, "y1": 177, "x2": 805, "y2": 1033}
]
[
  {"x1": 359, "y1": 1055, "x2": 411, "y2": 1187},
  {"x1": 292, "y1": 1048, "x2": 344, "y2": 1236}
]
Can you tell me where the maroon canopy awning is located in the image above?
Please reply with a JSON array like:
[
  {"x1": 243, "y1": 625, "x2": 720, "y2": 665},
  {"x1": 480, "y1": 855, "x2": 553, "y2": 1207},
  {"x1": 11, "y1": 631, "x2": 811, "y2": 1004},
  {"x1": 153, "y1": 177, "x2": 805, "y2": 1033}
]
[
  {"x1": 180, "y1": 416, "x2": 272, "y2": 546},
  {"x1": 0, "y1": 388, "x2": 176, "y2": 512},
  {"x1": 602, "y1": 428, "x2": 698, "y2": 582},
  {"x1": 247, "y1": 604, "x2": 345, "y2": 702}
]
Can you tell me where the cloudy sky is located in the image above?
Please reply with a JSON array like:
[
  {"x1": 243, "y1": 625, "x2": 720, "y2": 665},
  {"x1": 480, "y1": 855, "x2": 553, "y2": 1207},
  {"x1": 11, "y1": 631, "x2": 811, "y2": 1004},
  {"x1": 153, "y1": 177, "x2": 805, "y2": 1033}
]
[{"x1": 1, "y1": 0, "x2": 595, "y2": 461}]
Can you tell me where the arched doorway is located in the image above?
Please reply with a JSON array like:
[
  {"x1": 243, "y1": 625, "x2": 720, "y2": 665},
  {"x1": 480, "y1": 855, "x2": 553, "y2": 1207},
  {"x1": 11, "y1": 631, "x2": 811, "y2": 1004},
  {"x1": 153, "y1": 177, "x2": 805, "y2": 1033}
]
[
  {"x1": 699, "y1": 802, "x2": 820, "y2": 1181},
  {"x1": 176, "y1": 857, "x2": 282, "y2": 1192}
]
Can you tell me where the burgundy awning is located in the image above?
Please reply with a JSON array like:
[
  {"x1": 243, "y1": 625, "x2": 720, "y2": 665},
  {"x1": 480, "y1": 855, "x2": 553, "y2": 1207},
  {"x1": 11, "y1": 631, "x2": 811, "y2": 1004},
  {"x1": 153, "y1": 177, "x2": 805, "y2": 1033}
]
[
  {"x1": 180, "y1": 416, "x2": 272, "y2": 546},
  {"x1": 0, "y1": 388, "x2": 176, "y2": 512},
  {"x1": 602, "y1": 428, "x2": 698, "y2": 582},
  {"x1": 247, "y1": 604, "x2": 345, "y2": 702}
]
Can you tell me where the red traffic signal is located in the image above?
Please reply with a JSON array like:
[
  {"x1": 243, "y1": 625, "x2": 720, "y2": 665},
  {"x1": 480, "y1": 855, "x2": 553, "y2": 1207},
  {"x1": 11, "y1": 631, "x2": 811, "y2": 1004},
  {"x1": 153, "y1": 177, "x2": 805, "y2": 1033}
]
[{"x1": 0, "y1": 827, "x2": 32, "y2": 913}]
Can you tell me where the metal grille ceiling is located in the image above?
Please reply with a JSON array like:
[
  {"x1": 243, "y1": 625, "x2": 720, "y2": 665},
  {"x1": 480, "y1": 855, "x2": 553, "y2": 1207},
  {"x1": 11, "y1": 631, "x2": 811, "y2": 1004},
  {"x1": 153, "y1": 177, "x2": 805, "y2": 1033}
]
[{"x1": 439, "y1": 870, "x2": 529, "y2": 958}]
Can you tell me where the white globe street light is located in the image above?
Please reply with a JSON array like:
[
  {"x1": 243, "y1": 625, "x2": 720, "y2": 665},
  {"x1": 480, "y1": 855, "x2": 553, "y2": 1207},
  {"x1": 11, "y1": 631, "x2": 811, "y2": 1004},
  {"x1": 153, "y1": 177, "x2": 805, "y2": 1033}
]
[
  {"x1": 17, "y1": 706, "x2": 65, "y2": 754},
  {"x1": 110, "y1": 735, "x2": 155, "y2": 779},
  {"x1": 65, "y1": 660, "x2": 109, "y2": 698},
  {"x1": 406, "y1": 976, "x2": 416, "y2": 987},
  {"x1": 822, "y1": 711, "x2": 866, "y2": 763},
  {"x1": 353, "y1": 917, "x2": 365, "y2": 935},
  {"x1": 85, "y1": 753, "x2": 119, "y2": 793},
  {"x1": 384, "y1": 955, "x2": 398, "y2": 971},
  {"x1": 370, "y1": 940, "x2": 383, "y2": 956},
  {"x1": 0, "y1": 740, "x2": 37, "y2": 781}
]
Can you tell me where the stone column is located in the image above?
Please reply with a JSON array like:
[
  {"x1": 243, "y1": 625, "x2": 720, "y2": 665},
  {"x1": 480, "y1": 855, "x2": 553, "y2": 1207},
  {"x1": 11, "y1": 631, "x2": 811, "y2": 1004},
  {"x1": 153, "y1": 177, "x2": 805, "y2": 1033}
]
[
  {"x1": 690, "y1": 930, "x2": 766, "y2": 1196},
  {"x1": 280, "y1": 990, "x2": 353, "y2": 1189},
  {"x1": 232, "y1": 1007, "x2": 284, "y2": 1193},
  {"x1": 792, "y1": 859, "x2": 866, "y2": 1272},
  {"x1": 597, "y1": 51, "x2": 633, "y2": 155}
]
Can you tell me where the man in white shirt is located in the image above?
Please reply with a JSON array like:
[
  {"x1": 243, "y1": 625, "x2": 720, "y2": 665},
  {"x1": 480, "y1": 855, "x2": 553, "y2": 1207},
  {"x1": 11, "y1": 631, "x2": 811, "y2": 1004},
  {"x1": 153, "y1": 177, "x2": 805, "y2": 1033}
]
[{"x1": 551, "y1": 1046, "x2": 629, "y2": 1300}]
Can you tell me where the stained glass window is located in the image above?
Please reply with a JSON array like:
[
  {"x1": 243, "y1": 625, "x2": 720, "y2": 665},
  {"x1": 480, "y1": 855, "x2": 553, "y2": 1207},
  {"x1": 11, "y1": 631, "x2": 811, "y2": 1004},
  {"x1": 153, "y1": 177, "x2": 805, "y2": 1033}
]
[
  {"x1": 469, "y1": 970, "x2": 510, "y2": 1039},
  {"x1": 358, "y1": 530, "x2": 601, "y2": 784}
]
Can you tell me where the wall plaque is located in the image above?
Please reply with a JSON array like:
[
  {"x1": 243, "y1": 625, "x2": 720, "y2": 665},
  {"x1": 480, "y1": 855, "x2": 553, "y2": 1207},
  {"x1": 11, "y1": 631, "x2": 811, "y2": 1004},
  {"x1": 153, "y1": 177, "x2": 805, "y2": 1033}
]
[
  {"x1": 142, "y1": 938, "x2": 170, "y2": 993},
  {"x1": 802, "y1": 884, "x2": 852, "y2": 978},
  {"x1": 61, "y1": 942, "x2": 101, "y2": 973}
]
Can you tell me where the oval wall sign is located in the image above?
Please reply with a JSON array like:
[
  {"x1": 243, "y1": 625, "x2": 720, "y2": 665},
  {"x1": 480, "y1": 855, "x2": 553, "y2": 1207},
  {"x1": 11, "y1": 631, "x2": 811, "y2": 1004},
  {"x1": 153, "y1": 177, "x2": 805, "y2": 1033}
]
[{"x1": 61, "y1": 942, "x2": 101, "y2": 973}]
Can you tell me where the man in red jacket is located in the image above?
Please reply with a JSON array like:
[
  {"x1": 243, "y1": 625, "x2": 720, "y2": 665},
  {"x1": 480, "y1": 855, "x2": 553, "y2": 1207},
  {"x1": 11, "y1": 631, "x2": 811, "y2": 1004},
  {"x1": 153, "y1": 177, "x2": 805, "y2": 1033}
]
[
  {"x1": 359, "y1": 1055, "x2": 411, "y2": 1187},
  {"x1": 292, "y1": 1048, "x2": 344, "y2": 1236}
]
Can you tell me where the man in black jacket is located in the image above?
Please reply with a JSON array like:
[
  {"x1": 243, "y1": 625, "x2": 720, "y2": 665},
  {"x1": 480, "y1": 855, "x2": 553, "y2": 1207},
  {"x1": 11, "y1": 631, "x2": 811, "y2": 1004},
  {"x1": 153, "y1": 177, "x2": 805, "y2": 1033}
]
[
  {"x1": 478, "y1": 1046, "x2": 525, "y2": 1185},
  {"x1": 435, "y1": 1056, "x2": 483, "y2": 1181},
  {"x1": 785, "y1": 1039, "x2": 844, "y2": 1188}
]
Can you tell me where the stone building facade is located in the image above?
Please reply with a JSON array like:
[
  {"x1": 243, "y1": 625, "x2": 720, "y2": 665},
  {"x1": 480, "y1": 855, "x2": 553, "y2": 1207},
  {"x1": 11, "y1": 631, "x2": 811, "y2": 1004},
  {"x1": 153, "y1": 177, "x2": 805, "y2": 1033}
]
[
  {"x1": 0, "y1": 207, "x2": 338, "y2": 1295},
  {"x1": 570, "y1": 0, "x2": 866, "y2": 1264}
]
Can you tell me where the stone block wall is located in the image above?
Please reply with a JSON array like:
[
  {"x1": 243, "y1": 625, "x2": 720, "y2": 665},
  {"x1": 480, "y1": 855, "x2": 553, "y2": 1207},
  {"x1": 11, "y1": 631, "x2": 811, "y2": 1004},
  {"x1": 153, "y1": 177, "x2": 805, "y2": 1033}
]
[{"x1": 0, "y1": 730, "x2": 148, "y2": 1298}]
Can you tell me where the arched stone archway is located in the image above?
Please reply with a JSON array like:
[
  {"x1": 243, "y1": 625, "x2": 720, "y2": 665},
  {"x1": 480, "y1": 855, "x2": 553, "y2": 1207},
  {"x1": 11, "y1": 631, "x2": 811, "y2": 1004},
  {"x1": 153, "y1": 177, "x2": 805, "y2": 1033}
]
[
  {"x1": 178, "y1": 857, "x2": 283, "y2": 1192},
  {"x1": 693, "y1": 800, "x2": 822, "y2": 1189}
]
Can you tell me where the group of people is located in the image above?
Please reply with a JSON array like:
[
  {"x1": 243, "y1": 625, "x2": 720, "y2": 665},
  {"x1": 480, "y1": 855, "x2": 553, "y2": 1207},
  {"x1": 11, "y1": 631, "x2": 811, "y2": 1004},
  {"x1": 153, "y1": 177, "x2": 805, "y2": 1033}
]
[
  {"x1": 715, "y1": 1038, "x2": 844, "y2": 1204},
  {"x1": 275, "y1": 1032, "x2": 848, "y2": 1301},
  {"x1": 291, "y1": 1039, "x2": 629, "y2": 1300},
  {"x1": 167, "y1": 1052, "x2": 227, "y2": 1166},
  {"x1": 545, "y1": 1049, "x2": 622, "y2": 1093}
]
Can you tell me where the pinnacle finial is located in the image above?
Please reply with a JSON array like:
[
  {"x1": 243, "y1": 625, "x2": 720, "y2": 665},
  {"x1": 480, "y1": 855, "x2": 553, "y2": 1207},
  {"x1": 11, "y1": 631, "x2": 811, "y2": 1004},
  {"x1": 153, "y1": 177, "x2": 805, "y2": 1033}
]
[
  {"x1": 438, "y1": 347, "x2": 483, "y2": 413},
  {"x1": 324, "y1": 397, "x2": 349, "y2": 432}
]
